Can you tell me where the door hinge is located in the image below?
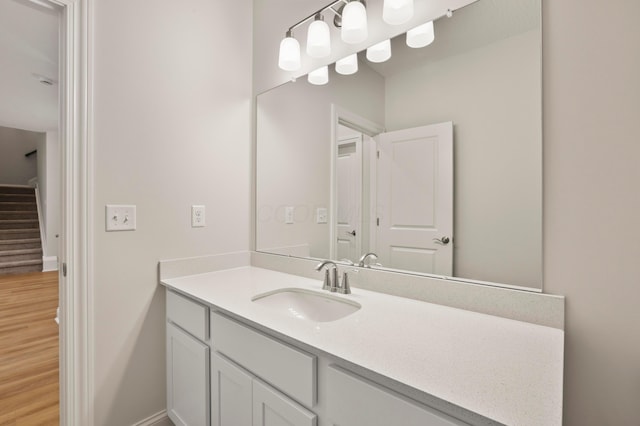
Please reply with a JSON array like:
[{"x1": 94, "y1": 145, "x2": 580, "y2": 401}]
[
  {"x1": 62, "y1": 263, "x2": 67, "y2": 277},
  {"x1": 377, "y1": 150, "x2": 380, "y2": 159},
  {"x1": 376, "y1": 218, "x2": 380, "y2": 226}
]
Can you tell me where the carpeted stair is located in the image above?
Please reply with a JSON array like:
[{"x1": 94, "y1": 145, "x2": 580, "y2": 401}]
[{"x1": 0, "y1": 186, "x2": 43, "y2": 275}]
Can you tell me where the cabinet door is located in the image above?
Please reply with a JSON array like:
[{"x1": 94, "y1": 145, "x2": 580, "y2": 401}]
[
  {"x1": 211, "y1": 351, "x2": 253, "y2": 426},
  {"x1": 167, "y1": 323, "x2": 210, "y2": 426},
  {"x1": 327, "y1": 366, "x2": 467, "y2": 426},
  {"x1": 253, "y1": 380, "x2": 316, "y2": 426}
]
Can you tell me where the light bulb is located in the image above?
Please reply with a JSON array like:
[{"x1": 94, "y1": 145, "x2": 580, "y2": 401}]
[
  {"x1": 406, "y1": 21, "x2": 435, "y2": 48},
  {"x1": 336, "y1": 54, "x2": 358, "y2": 75},
  {"x1": 307, "y1": 14, "x2": 331, "y2": 58},
  {"x1": 308, "y1": 66, "x2": 329, "y2": 85},
  {"x1": 383, "y1": 0, "x2": 414, "y2": 25},
  {"x1": 341, "y1": 1, "x2": 368, "y2": 44},
  {"x1": 366, "y1": 39, "x2": 391, "y2": 63},
  {"x1": 278, "y1": 31, "x2": 301, "y2": 71}
]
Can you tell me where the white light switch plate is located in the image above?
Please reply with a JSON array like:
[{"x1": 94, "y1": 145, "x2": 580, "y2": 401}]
[
  {"x1": 105, "y1": 205, "x2": 136, "y2": 231},
  {"x1": 192, "y1": 205, "x2": 206, "y2": 227}
]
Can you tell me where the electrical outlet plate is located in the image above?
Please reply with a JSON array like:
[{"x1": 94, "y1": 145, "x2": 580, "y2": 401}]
[
  {"x1": 192, "y1": 205, "x2": 206, "y2": 227},
  {"x1": 105, "y1": 205, "x2": 136, "y2": 231},
  {"x1": 285, "y1": 206, "x2": 294, "y2": 224},
  {"x1": 316, "y1": 207, "x2": 328, "y2": 224}
]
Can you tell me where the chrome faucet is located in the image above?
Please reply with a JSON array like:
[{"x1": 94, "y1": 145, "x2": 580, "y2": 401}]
[
  {"x1": 315, "y1": 260, "x2": 338, "y2": 292},
  {"x1": 358, "y1": 252, "x2": 378, "y2": 268}
]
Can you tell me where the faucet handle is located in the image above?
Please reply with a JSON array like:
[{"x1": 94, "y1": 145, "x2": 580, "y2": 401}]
[
  {"x1": 320, "y1": 268, "x2": 332, "y2": 291},
  {"x1": 337, "y1": 271, "x2": 351, "y2": 294}
]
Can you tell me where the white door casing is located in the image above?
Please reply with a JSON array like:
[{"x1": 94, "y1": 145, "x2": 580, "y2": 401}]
[{"x1": 376, "y1": 122, "x2": 454, "y2": 275}]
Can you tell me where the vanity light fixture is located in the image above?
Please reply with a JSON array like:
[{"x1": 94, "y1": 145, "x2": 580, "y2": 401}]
[
  {"x1": 335, "y1": 53, "x2": 358, "y2": 75},
  {"x1": 382, "y1": 0, "x2": 414, "y2": 25},
  {"x1": 366, "y1": 39, "x2": 391, "y2": 63},
  {"x1": 406, "y1": 20, "x2": 435, "y2": 48},
  {"x1": 278, "y1": 30, "x2": 301, "y2": 71},
  {"x1": 308, "y1": 66, "x2": 329, "y2": 85},
  {"x1": 341, "y1": 0, "x2": 368, "y2": 44},
  {"x1": 307, "y1": 14, "x2": 331, "y2": 58}
]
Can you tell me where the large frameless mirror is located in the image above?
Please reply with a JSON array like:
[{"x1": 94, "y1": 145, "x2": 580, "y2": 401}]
[{"x1": 256, "y1": 0, "x2": 542, "y2": 290}]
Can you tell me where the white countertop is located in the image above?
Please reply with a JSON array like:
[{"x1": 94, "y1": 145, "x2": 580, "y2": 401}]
[{"x1": 161, "y1": 266, "x2": 563, "y2": 426}]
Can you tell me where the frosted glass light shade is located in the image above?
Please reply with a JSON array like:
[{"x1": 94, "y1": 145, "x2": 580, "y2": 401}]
[
  {"x1": 406, "y1": 21, "x2": 435, "y2": 48},
  {"x1": 366, "y1": 39, "x2": 391, "y2": 63},
  {"x1": 278, "y1": 34, "x2": 301, "y2": 71},
  {"x1": 383, "y1": 0, "x2": 414, "y2": 25},
  {"x1": 307, "y1": 18, "x2": 331, "y2": 58},
  {"x1": 341, "y1": 1, "x2": 368, "y2": 44},
  {"x1": 336, "y1": 54, "x2": 358, "y2": 75},
  {"x1": 308, "y1": 66, "x2": 329, "y2": 85}
]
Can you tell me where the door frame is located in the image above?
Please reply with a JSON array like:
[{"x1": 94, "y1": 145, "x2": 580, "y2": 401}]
[
  {"x1": 336, "y1": 136, "x2": 363, "y2": 262},
  {"x1": 329, "y1": 105, "x2": 384, "y2": 260},
  {"x1": 46, "y1": 0, "x2": 92, "y2": 424}
]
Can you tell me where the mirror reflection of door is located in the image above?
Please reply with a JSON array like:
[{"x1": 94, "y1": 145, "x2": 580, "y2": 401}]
[
  {"x1": 336, "y1": 125, "x2": 362, "y2": 263},
  {"x1": 376, "y1": 122, "x2": 454, "y2": 276}
]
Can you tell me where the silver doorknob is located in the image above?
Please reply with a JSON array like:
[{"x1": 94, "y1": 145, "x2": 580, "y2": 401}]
[
  {"x1": 433, "y1": 236, "x2": 450, "y2": 245},
  {"x1": 347, "y1": 230, "x2": 356, "y2": 236}
]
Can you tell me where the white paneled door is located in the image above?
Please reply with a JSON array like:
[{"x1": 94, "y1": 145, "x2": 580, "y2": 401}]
[{"x1": 376, "y1": 122, "x2": 453, "y2": 275}]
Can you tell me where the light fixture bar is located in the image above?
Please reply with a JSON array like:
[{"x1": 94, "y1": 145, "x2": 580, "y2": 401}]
[{"x1": 287, "y1": 0, "x2": 348, "y2": 32}]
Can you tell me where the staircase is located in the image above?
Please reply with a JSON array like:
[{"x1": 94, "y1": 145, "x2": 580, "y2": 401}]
[{"x1": 0, "y1": 185, "x2": 43, "y2": 275}]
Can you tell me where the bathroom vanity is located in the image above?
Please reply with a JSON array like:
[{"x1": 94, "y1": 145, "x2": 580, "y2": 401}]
[{"x1": 160, "y1": 264, "x2": 563, "y2": 426}]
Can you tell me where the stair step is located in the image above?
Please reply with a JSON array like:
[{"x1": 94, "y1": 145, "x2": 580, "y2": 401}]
[
  {"x1": 0, "y1": 259, "x2": 43, "y2": 275},
  {"x1": 0, "y1": 186, "x2": 35, "y2": 195},
  {"x1": 0, "y1": 211, "x2": 38, "y2": 220},
  {"x1": 0, "y1": 229, "x2": 41, "y2": 240},
  {"x1": 0, "y1": 240, "x2": 41, "y2": 251},
  {"x1": 0, "y1": 248, "x2": 42, "y2": 262},
  {"x1": 0, "y1": 193, "x2": 36, "y2": 202},
  {"x1": 0, "y1": 219, "x2": 39, "y2": 230},
  {"x1": 0, "y1": 202, "x2": 37, "y2": 212}
]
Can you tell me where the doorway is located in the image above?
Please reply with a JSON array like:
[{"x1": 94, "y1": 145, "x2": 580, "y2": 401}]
[
  {"x1": 0, "y1": 0, "x2": 90, "y2": 424},
  {"x1": 331, "y1": 106, "x2": 454, "y2": 275}
]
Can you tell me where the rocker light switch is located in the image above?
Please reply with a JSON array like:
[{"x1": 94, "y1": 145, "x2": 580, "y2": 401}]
[{"x1": 105, "y1": 205, "x2": 136, "y2": 231}]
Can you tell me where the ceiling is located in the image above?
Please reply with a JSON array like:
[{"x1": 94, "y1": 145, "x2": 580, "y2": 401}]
[{"x1": 0, "y1": 0, "x2": 59, "y2": 132}]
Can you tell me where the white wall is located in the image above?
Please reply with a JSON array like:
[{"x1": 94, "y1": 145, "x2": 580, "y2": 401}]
[
  {"x1": 543, "y1": 0, "x2": 640, "y2": 424},
  {"x1": 0, "y1": 126, "x2": 41, "y2": 185},
  {"x1": 91, "y1": 0, "x2": 252, "y2": 424},
  {"x1": 385, "y1": 30, "x2": 542, "y2": 288},
  {"x1": 256, "y1": 66, "x2": 384, "y2": 259}
]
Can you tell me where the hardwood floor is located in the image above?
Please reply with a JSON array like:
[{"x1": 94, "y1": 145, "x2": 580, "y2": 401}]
[{"x1": 0, "y1": 271, "x2": 59, "y2": 426}]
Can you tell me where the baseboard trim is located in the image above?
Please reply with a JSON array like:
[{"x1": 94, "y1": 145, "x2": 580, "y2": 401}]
[
  {"x1": 132, "y1": 409, "x2": 170, "y2": 426},
  {"x1": 42, "y1": 256, "x2": 58, "y2": 272}
]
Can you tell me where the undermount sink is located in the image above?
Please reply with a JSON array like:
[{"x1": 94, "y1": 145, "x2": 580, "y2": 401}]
[{"x1": 251, "y1": 288, "x2": 361, "y2": 323}]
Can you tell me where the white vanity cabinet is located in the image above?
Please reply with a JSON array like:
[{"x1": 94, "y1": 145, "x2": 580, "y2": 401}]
[
  {"x1": 166, "y1": 290, "x2": 211, "y2": 426},
  {"x1": 210, "y1": 312, "x2": 317, "y2": 426},
  {"x1": 326, "y1": 366, "x2": 467, "y2": 426}
]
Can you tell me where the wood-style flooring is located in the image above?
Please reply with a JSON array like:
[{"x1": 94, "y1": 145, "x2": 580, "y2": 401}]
[{"x1": 0, "y1": 271, "x2": 59, "y2": 425}]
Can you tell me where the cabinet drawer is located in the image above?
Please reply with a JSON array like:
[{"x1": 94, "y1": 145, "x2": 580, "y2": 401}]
[
  {"x1": 167, "y1": 290, "x2": 209, "y2": 341},
  {"x1": 327, "y1": 365, "x2": 468, "y2": 426},
  {"x1": 211, "y1": 311, "x2": 316, "y2": 408}
]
